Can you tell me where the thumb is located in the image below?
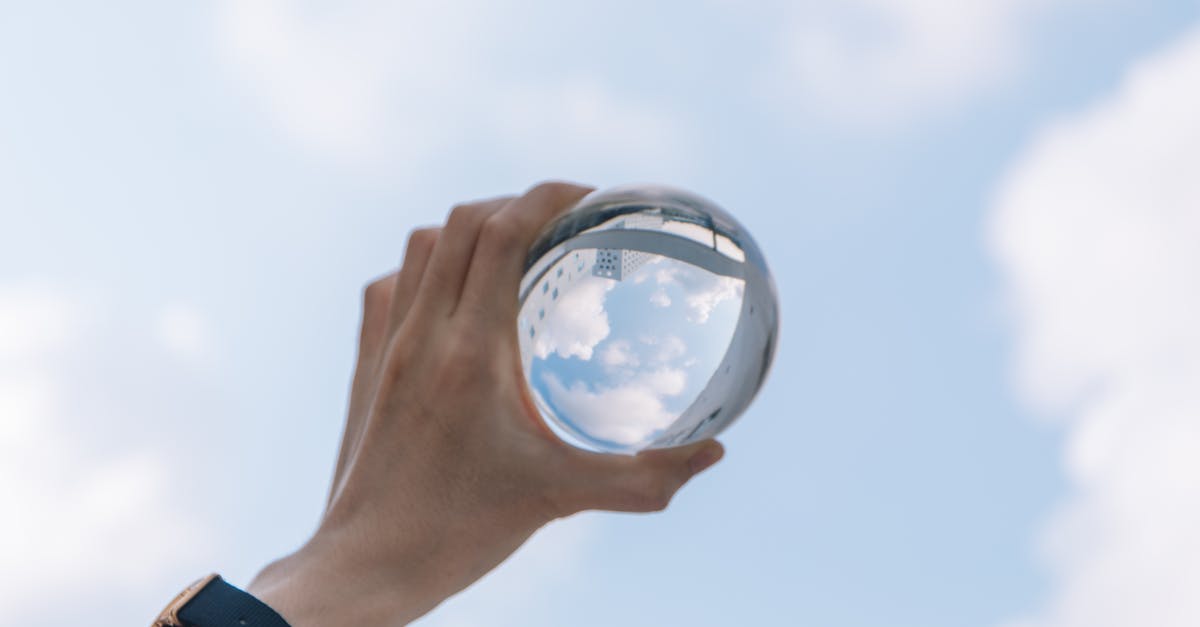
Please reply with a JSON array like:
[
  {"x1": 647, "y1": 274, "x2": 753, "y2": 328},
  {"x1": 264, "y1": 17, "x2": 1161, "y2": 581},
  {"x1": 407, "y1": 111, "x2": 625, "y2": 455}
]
[{"x1": 556, "y1": 439, "x2": 724, "y2": 515}]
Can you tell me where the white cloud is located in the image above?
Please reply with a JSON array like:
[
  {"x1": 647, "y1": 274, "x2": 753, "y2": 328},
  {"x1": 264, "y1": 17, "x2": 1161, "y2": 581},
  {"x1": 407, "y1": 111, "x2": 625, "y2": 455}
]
[
  {"x1": 533, "y1": 276, "x2": 614, "y2": 361},
  {"x1": 990, "y1": 25, "x2": 1200, "y2": 627},
  {"x1": 750, "y1": 0, "x2": 1065, "y2": 125},
  {"x1": 649, "y1": 287, "x2": 672, "y2": 308},
  {"x1": 0, "y1": 283, "x2": 213, "y2": 624},
  {"x1": 641, "y1": 334, "x2": 688, "y2": 365},
  {"x1": 215, "y1": 1, "x2": 690, "y2": 173},
  {"x1": 684, "y1": 276, "x2": 743, "y2": 324},
  {"x1": 543, "y1": 367, "x2": 686, "y2": 446},
  {"x1": 655, "y1": 263, "x2": 744, "y2": 324},
  {"x1": 600, "y1": 339, "x2": 640, "y2": 370},
  {"x1": 154, "y1": 302, "x2": 214, "y2": 364},
  {"x1": 490, "y1": 78, "x2": 692, "y2": 175},
  {"x1": 215, "y1": 0, "x2": 488, "y2": 163},
  {"x1": 0, "y1": 283, "x2": 78, "y2": 357},
  {"x1": 601, "y1": 333, "x2": 688, "y2": 385}
]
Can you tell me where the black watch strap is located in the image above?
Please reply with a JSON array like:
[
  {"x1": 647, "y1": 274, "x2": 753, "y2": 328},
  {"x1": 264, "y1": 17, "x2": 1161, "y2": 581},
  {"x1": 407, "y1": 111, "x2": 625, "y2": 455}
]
[{"x1": 176, "y1": 576, "x2": 291, "y2": 627}]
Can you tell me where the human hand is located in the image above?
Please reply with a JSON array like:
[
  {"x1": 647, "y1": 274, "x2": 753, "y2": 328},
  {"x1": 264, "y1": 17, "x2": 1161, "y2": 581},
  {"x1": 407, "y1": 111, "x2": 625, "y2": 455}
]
[{"x1": 246, "y1": 182, "x2": 725, "y2": 626}]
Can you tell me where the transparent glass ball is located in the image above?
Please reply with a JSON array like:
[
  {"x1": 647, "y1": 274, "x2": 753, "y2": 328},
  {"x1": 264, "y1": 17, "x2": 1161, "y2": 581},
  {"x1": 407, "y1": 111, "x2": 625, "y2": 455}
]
[{"x1": 517, "y1": 185, "x2": 779, "y2": 454}]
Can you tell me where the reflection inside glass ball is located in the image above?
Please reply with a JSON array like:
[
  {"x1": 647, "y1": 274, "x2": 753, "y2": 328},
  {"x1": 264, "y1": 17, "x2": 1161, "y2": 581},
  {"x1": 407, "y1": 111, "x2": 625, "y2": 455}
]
[{"x1": 518, "y1": 192, "x2": 768, "y2": 455}]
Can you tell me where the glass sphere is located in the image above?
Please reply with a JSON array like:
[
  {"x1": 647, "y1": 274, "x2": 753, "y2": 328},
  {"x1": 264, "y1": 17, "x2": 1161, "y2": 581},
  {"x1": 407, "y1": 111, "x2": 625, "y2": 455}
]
[{"x1": 517, "y1": 185, "x2": 779, "y2": 454}]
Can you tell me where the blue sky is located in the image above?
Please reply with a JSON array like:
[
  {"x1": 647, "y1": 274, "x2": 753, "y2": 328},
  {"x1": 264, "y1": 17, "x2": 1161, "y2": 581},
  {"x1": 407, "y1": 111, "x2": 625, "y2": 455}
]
[
  {"x1": 3, "y1": 2, "x2": 1200, "y2": 626},
  {"x1": 525, "y1": 245, "x2": 746, "y2": 452}
]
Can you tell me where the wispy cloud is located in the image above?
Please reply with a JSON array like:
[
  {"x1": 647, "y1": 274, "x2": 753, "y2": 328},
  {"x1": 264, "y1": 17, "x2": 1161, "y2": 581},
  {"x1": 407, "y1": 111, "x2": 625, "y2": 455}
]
[
  {"x1": 653, "y1": 263, "x2": 743, "y2": 324},
  {"x1": 215, "y1": 0, "x2": 692, "y2": 175},
  {"x1": 990, "y1": 25, "x2": 1200, "y2": 627},
  {"x1": 154, "y1": 302, "x2": 215, "y2": 365},
  {"x1": 744, "y1": 0, "x2": 1070, "y2": 126},
  {"x1": 543, "y1": 367, "x2": 687, "y2": 447},
  {"x1": 600, "y1": 339, "x2": 640, "y2": 371},
  {"x1": 216, "y1": 0, "x2": 491, "y2": 164},
  {"x1": 0, "y1": 283, "x2": 215, "y2": 624},
  {"x1": 489, "y1": 78, "x2": 694, "y2": 177},
  {"x1": 0, "y1": 284, "x2": 79, "y2": 356},
  {"x1": 641, "y1": 334, "x2": 688, "y2": 366}
]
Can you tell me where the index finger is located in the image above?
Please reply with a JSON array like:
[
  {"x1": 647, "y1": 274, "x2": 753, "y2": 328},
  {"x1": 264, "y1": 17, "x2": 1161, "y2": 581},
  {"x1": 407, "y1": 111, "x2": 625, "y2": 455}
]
[{"x1": 456, "y1": 181, "x2": 594, "y2": 323}]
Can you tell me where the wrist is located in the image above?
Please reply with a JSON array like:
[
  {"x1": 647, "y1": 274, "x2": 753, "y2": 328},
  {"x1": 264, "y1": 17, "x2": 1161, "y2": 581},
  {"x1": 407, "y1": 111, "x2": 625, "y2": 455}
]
[
  {"x1": 247, "y1": 541, "x2": 415, "y2": 627},
  {"x1": 248, "y1": 504, "x2": 547, "y2": 626}
]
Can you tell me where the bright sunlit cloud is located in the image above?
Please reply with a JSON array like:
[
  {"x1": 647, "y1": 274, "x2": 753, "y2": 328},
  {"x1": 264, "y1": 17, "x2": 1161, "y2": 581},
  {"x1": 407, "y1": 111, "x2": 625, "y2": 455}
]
[
  {"x1": 991, "y1": 25, "x2": 1200, "y2": 627},
  {"x1": 532, "y1": 276, "x2": 614, "y2": 361}
]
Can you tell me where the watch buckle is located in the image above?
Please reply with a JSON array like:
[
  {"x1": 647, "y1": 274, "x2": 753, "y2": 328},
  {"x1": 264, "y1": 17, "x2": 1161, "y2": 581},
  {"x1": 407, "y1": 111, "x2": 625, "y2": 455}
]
[{"x1": 152, "y1": 573, "x2": 219, "y2": 626}]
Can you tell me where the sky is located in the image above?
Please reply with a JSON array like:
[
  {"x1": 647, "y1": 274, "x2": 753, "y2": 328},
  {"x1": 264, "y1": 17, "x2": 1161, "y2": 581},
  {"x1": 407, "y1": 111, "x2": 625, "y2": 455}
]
[
  {"x1": 520, "y1": 237, "x2": 747, "y2": 452},
  {"x1": 2, "y1": 1, "x2": 1200, "y2": 625}
]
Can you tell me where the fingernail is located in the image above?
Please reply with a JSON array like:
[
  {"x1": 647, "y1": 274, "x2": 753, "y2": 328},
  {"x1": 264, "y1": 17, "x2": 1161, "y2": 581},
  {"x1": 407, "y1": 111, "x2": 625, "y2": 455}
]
[{"x1": 688, "y1": 444, "x2": 724, "y2": 475}]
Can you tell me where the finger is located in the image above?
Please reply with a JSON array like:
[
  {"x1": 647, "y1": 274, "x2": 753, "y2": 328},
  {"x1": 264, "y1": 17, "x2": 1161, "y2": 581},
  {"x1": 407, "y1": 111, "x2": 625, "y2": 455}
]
[
  {"x1": 384, "y1": 226, "x2": 440, "y2": 341},
  {"x1": 553, "y1": 439, "x2": 724, "y2": 515},
  {"x1": 456, "y1": 182, "x2": 594, "y2": 325},
  {"x1": 411, "y1": 196, "x2": 514, "y2": 320},
  {"x1": 329, "y1": 272, "x2": 396, "y2": 508},
  {"x1": 331, "y1": 228, "x2": 441, "y2": 508}
]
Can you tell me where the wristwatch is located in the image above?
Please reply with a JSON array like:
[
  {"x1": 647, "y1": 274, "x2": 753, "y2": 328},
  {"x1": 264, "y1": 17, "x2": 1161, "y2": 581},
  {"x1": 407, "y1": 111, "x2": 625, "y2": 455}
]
[{"x1": 152, "y1": 574, "x2": 292, "y2": 627}]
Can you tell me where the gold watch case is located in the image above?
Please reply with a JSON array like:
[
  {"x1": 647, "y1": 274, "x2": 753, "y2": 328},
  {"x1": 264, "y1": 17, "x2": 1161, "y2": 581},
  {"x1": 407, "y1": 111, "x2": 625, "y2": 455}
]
[{"x1": 151, "y1": 573, "x2": 220, "y2": 627}]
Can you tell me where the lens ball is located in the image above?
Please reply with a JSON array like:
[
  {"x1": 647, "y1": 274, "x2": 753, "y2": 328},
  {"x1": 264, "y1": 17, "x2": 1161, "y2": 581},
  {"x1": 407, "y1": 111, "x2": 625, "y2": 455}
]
[{"x1": 518, "y1": 185, "x2": 779, "y2": 454}]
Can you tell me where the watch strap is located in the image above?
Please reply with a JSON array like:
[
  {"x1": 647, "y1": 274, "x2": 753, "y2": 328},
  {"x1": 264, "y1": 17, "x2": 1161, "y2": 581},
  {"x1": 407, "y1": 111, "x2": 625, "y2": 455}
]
[{"x1": 154, "y1": 574, "x2": 291, "y2": 627}]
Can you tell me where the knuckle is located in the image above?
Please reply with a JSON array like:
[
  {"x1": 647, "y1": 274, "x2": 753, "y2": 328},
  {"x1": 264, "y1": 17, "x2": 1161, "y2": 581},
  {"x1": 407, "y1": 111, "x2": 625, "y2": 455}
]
[
  {"x1": 480, "y1": 215, "x2": 520, "y2": 249},
  {"x1": 406, "y1": 227, "x2": 439, "y2": 252},
  {"x1": 362, "y1": 275, "x2": 392, "y2": 310},
  {"x1": 379, "y1": 338, "x2": 411, "y2": 383},
  {"x1": 526, "y1": 180, "x2": 584, "y2": 202},
  {"x1": 430, "y1": 335, "x2": 487, "y2": 390},
  {"x1": 447, "y1": 202, "x2": 489, "y2": 229}
]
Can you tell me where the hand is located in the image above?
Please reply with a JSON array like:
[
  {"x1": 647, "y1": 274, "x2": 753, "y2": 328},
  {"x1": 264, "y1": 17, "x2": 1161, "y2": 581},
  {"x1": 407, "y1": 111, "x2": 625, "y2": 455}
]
[{"x1": 246, "y1": 181, "x2": 725, "y2": 626}]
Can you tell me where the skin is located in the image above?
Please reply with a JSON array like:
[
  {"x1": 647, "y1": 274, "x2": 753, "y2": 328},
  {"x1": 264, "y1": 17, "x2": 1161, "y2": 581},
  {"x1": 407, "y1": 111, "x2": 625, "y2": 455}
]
[{"x1": 245, "y1": 181, "x2": 724, "y2": 626}]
